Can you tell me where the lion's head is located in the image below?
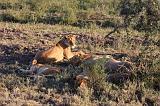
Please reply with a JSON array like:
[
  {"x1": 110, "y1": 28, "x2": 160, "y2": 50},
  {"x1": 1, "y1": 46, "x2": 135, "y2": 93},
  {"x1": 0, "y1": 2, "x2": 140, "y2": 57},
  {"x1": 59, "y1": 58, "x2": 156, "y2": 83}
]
[{"x1": 61, "y1": 34, "x2": 76, "y2": 49}]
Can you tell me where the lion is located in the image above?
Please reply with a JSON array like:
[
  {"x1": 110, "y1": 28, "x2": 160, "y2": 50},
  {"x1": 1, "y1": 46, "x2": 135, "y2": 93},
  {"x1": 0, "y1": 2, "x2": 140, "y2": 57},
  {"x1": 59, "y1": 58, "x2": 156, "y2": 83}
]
[
  {"x1": 32, "y1": 34, "x2": 84, "y2": 65},
  {"x1": 104, "y1": 55, "x2": 133, "y2": 73},
  {"x1": 20, "y1": 63, "x2": 61, "y2": 75},
  {"x1": 74, "y1": 55, "x2": 133, "y2": 87}
]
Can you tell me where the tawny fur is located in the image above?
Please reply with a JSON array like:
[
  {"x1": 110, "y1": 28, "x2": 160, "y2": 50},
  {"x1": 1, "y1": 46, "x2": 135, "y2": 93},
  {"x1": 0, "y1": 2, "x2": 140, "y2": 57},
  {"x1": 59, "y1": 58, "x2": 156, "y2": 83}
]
[
  {"x1": 32, "y1": 35, "x2": 84, "y2": 65},
  {"x1": 105, "y1": 58, "x2": 132, "y2": 73}
]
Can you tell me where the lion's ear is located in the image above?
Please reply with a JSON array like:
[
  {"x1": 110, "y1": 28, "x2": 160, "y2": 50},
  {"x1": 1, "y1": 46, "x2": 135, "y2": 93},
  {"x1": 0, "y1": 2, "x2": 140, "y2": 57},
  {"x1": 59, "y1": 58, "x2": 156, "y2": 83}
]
[
  {"x1": 65, "y1": 35, "x2": 71, "y2": 40},
  {"x1": 59, "y1": 34, "x2": 63, "y2": 37},
  {"x1": 64, "y1": 35, "x2": 69, "y2": 39},
  {"x1": 67, "y1": 34, "x2": 73, "y2": 37},
  {"x1": 59, "y1": 35, "x2": 64, "y2": 39}
]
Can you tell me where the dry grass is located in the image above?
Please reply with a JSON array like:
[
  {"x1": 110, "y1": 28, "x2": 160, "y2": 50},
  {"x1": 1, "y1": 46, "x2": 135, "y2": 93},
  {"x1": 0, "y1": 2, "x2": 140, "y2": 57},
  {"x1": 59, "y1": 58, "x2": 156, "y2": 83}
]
[{"x1": 0, "y1": 22, "x2": 159, "y2": 105}]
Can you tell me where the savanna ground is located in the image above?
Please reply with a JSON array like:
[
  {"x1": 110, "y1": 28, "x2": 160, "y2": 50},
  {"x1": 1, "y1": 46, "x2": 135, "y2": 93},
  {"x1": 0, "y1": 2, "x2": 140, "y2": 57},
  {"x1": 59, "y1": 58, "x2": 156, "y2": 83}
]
[
  {"x1": 0, "y1": 22, "x2": 159, "y2": 106},
  {"x1": 0, "y1": 0, "x2": 160, "y2": 106}
]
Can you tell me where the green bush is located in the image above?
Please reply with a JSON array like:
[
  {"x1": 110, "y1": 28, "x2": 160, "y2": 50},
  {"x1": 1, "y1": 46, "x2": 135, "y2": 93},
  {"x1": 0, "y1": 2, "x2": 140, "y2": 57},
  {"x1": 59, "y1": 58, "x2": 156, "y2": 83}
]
[
  {"x1": 0, "y1": 13, "x2": 17, "y2": 22},
  {"x1": 81, "y1": 57, "x2": 107, "y2": 89},
  {"x1": 62, "y1": 7, "x2": 77, "y2": 24},
  {"x1": 2, "y1": 0, "x2": 159, "y2": 33},
  {"x1": 0, "y1": 0, "x2": 121, "y2": 25},
  {"x1": 78, "y1": 0, "x2": 97, "y2": 10},
  {"x1": 0, "y1": 2, "x2": 12, "y2": 9},
  {"x1": 119, "y1": 0, "x2": 160, "y2": 33}
]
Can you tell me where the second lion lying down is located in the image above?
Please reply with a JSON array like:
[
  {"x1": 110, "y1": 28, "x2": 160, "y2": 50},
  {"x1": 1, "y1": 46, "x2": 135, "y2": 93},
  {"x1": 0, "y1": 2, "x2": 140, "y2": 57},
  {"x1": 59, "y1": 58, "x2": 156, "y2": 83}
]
[{"x1": 20, "y1": 64, "x2": 62, "y2": 75}]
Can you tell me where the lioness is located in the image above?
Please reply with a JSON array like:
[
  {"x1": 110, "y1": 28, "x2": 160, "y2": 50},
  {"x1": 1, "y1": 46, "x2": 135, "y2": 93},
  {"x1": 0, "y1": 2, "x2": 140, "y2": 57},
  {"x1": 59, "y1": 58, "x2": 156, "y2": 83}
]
[
  {"x1": 32, "y1": 34, "x2": 83, "y2": 65},
  {"x1": 105, "y1": 56, "x2": 132, "y2": 73},
  {"x1": 20, "y1": 64, "x2": 61, "y2": 75}
]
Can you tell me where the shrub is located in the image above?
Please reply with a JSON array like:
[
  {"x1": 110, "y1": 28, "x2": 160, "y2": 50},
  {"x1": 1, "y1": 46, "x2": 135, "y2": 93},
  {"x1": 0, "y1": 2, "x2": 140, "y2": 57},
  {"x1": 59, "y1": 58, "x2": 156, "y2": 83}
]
[
  {"x1": 119, "y1": 0, "x2": 160, "y2": 33},
  {"x1": 81, "y1": 57, "x2": 107, "y2": 89},
  {"x1": 0, "y1": 2, "x2": 12, "y2": 10},
  {"x1": 0, "y1": 13, "x2": 17, "y2": 22},
  {"x1": 41, "y1": 0, "x2": 78, "y2": 24},
  {"x1": 62, "y1": 7, "x2": 77, "y2": 24},
  {"x1": 0, "y1": 0, "x2": 122, "y2": 26},
  {"x1": 78, "y1": 0, "x2": 97, "y2": 10}
]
